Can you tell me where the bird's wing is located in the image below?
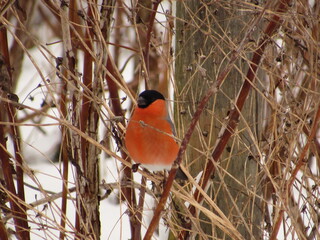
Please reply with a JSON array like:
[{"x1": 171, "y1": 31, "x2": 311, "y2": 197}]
[{"x1": 166, "y1": 114, "x2": 177, "y2": 136}]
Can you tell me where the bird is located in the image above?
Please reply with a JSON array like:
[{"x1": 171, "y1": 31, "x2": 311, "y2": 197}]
[{"x1": 125, "y1": 90, "x2": 179, "y2": 172}]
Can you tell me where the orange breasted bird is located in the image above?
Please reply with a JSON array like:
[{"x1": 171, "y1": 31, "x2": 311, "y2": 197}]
[{"x1": 125, "y1": 90, "x2": 179, "y2": 171}]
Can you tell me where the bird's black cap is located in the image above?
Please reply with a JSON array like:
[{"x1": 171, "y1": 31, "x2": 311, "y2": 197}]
[{"x1": 137, "y1": 90, "x2": 165, "y2": 108}]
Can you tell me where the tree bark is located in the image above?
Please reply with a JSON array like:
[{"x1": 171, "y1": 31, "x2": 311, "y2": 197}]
[{"x1": 175, "y1": 1, "x2": 262, "y2": 239}]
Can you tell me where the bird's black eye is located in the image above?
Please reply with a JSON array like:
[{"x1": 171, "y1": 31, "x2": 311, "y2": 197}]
[{"x1": 137, "y1": 90, "x2": 165, "y2": 108}]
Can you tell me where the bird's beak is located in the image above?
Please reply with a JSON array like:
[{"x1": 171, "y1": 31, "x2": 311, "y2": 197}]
[{"x1": 137, "y1": 96, "x2": 147, "y2": 107}]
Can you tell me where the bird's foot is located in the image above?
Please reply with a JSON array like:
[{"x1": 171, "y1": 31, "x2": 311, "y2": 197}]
[{"x1": 132, "y1": 163, "x2": 141, "y2": 172}]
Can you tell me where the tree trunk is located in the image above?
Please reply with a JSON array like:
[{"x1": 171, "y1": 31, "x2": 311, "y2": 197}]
[{"x1": 175, "y1": 1, "x2": 262, "y2": 239}]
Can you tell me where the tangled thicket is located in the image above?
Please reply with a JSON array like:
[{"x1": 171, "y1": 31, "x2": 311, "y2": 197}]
[{"x1": 0, "y1": 1, "x2": 319, "y2": 240}]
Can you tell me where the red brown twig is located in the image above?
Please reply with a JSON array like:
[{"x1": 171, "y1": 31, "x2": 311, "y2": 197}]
[
  {"x1": 180, "y1": 0, "x2": 292, "y2": 238},
  {"x1": 270, "y1": 104, "x2": 320, "y2": 239},
  {"x1": 0, "y1": 13, "x2": 30, "y2": 240},
  {"x1": 106, "y1": 56, "x2": 142, "y2": 239}
]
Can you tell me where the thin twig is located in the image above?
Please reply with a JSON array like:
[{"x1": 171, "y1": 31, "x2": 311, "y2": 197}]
[
  {"x1": 0, "y1": 16, "x2": 30, "y2": 240},
  {"x1": 143, "y1": 0, "x2": 162, "y2": 89},
  {"x1": 132, "y1": 175, "x2": 147, "y2": 240},
  {"x1": 106, "y1": 55, "x2": 139, "y2": 239},
  {"x1": 270, "y1": 104, "x2": 320, "y2": 239}
]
